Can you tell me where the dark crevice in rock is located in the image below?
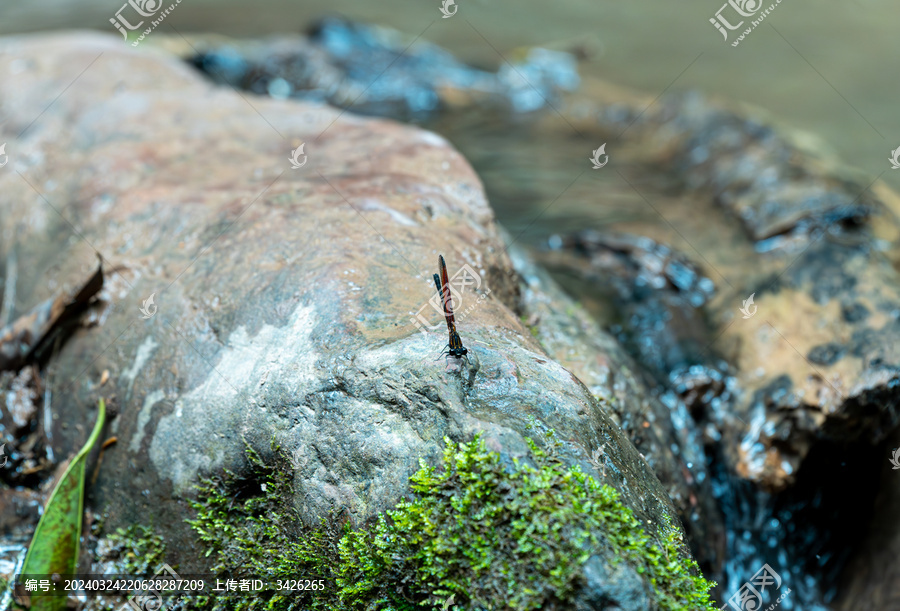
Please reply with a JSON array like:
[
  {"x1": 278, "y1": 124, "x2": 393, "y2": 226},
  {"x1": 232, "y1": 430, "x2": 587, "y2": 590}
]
[{"x1": 770, "y1": 438, "x2": 883, "y2": 603}]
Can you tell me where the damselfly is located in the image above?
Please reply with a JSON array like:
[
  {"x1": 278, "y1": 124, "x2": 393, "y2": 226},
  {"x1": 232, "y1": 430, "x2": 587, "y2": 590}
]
[{"x1": 433, "y1": 254, "x2": 468, "y2": 360}]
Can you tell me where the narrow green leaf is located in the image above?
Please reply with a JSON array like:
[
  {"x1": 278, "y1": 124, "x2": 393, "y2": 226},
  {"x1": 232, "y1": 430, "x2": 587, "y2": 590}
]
[{"x1": 20, "y1": 398, "x2": 106, "y2": 611}]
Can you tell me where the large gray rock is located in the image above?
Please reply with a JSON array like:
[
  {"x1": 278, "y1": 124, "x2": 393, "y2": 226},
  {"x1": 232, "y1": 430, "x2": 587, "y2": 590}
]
[{"x1": 0, "y1": 32, "x2": 701, "y2": 606}]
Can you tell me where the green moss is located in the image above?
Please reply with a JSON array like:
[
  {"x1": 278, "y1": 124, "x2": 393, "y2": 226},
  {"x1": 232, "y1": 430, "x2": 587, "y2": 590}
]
[
  {"x1": 102, "y1": 524, "x2": 167, "y2": 575},
  {"x1": 185, "y1": 436, "x2": 716, "y2": 611},
  {"x1": 79, "y1": 524, "x2": 169, "y2": 611},
  {"x1": 338, "y1": 436, "x2": 716, "y2": 610},
  {"x1": 186, "y1": 440, "x2": 344, "y2": 611}
]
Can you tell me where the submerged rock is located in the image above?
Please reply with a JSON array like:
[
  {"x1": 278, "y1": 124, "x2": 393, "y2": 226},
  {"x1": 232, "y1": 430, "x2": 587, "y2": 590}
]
[
  {"x1": 186, "y1": 17, "x2": 579, "y2": 121},
  {"x1": 0, "y1": 31, "x2": 708, "y2": 609}
]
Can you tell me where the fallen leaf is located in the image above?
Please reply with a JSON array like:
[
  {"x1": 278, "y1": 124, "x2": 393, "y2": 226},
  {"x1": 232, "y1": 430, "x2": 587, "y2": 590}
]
[{"x1": 16, "y1": 399, "x2": 106, "y2": 611}]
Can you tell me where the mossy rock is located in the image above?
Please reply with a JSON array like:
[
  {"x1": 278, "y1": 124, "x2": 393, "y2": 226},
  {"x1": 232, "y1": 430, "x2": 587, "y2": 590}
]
[{"x1": 184, "y1": 435, "x2": 716, "y2": 611}]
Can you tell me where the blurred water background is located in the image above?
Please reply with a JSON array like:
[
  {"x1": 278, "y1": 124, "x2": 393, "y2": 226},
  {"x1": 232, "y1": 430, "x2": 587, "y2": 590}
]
[{"x1": 5, "y1": 0, "x2": 898, "y2": 247}]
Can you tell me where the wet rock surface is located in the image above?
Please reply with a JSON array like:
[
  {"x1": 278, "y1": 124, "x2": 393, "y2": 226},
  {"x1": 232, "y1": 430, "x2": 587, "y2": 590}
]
[
  {"x1": 644, "y1": 93, "x2": 876, "y2": 250},
  {"x1": 540, "y1": 230, "x2": 719, "y2": 387},
  {"x1": 0, "y1": 31, "x2": 701, "y2": 608},
  {"x1": 187, "y1": 17, "x2": 579, "y2": 120},
  {"x1": 611, "y1": 92, "x2": 900, "y2": 495},
  {"x1": 509, "y1": 241, "x2": 726, "y2": 576}
]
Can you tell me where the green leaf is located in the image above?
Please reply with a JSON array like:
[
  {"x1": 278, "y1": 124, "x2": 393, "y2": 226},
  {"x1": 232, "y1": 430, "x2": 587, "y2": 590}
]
[{"x1": 20, "y1": 398, "x2": 106, "y2": 611}]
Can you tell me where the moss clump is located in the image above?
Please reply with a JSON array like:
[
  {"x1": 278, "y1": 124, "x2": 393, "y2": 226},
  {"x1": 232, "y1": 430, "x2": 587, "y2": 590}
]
[
  {"x1": 339, "y1": 436, "x2": 716, "y2": 610},
  {"x1": 187, "y1": 441, "x2": 345, "y2": 611},
  {"x1": 101, "y1": 524, "x2": 167, "y2": 575},
  {"x1": 186, "y1": 436, "x2": 716, "y2": 610}
]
